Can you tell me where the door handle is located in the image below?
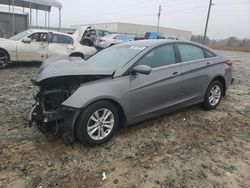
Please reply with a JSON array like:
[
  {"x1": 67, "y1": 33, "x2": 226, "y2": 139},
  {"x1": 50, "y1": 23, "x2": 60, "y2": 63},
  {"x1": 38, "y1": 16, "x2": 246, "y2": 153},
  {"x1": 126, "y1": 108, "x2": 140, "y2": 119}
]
[
  {"x1": 67, "y1": 46, "x2": 75, "y2": 50},
  {"x1": 171, "y1": 72, "x2": 180, "y2": 77},
  {"x1": 206, "y1": 62, "x2": 211, "y2": 66},
  {"x1": 39, "y1": 44, "x2": 46, "y2": 48}
]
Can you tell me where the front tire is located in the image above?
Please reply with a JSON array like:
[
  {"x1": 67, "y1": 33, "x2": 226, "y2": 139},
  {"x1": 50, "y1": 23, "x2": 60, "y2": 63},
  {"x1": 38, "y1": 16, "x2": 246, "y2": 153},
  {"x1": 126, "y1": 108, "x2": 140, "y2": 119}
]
[
  {"x1": 0, "y1": 49, "x2": 10, "y2": 69},
  {"x1": 75, "y1": 101, "x2": 119, "y2": 146},
  {"x1": 204, "y1": 80, "x2": 223, "y2": 110}
]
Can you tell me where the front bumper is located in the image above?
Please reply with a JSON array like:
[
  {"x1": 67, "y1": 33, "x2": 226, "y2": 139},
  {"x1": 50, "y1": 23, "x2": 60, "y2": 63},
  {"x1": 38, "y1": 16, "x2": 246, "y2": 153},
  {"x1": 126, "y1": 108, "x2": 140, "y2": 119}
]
[
  {"x1": 28, "y1": 103, "x2": 80, "y2": 144},
  {"x1": 28, "y1": 103, "x2": 65, "y2": 126}
]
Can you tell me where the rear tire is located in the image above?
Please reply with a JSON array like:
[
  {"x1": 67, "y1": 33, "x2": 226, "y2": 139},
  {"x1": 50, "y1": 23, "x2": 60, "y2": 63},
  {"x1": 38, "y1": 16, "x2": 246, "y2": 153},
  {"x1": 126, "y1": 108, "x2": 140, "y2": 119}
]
[
  {"x1": 204, "y1": 80, "x2": 223, "y2": 110},
  {"x1": 0, "y1": 49, "x2": 10, "y2": 69},
  {"x1": 75, "y1": 100, "x2": 119, "y2": 146}
]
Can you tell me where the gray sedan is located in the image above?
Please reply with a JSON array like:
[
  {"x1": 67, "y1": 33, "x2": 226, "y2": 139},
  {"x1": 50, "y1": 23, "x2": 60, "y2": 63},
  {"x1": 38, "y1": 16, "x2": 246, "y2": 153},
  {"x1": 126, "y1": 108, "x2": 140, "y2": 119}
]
[{"x1": 29, "y1": 40, "x2": 232, "y2": 146}]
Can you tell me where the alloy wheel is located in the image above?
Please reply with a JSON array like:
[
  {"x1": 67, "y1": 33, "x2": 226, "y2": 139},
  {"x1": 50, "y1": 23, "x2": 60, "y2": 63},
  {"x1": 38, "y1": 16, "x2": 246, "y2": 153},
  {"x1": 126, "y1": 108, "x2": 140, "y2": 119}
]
[
  {"x1": 0, "y1": 50, "x2": 9, "y2": 68},
  {"x1": 87, "y1": 108, "x2": 114, "y2": 140},
  {"x1": 209, "y1": 85, "x2": 222, "y2": 106}
]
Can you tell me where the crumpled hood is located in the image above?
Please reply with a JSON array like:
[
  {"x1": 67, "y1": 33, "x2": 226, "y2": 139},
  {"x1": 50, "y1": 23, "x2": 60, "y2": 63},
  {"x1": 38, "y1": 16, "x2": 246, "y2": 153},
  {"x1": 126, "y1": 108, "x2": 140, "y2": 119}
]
[{"x1": 36, "y1": 55, "x2": 114, "y2": 83}]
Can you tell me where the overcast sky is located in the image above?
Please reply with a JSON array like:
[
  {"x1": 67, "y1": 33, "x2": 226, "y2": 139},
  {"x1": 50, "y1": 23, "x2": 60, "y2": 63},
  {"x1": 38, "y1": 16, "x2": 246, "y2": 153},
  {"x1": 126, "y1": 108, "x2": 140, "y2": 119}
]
[{"x1": 46, "y1": 0, "x2": 250, "y2": 39}]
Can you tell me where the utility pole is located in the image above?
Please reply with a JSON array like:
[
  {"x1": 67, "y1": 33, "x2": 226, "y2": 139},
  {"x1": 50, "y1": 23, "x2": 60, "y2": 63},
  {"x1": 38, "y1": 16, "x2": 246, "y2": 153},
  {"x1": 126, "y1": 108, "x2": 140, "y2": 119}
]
[
  {"x1": 203, "y1": 0, "x2": 213, "y2": 44},
  {"x1": 157, "y1": 5, "x2": 162, "y2": 33}
]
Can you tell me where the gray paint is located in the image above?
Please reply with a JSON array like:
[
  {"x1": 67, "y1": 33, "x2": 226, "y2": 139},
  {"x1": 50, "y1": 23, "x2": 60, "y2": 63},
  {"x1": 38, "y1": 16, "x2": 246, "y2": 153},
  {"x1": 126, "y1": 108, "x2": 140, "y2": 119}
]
[
  {"x1": 49, "y1": 40, "x2": 231, "y2": 125},
  {"x1": 36, "y1": 56, "x2": 114, "y2": 82}
]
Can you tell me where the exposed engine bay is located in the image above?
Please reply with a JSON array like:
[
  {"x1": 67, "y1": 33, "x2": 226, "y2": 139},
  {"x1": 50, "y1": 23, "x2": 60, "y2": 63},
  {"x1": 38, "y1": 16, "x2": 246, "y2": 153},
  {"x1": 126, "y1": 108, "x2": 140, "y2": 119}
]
[{"x1": 29, "y1": 75, "x2": 111, "y2": 143}]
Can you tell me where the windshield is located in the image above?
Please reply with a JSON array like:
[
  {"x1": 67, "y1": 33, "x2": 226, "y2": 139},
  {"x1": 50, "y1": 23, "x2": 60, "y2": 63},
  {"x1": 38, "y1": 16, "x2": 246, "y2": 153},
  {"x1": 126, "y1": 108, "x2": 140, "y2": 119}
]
[
  {"x1": 10, "y1": 31, "x2": 29, "y2": 41},
  {"x1": 87, "y1": 45, "x2": 146, "y2": 70}
]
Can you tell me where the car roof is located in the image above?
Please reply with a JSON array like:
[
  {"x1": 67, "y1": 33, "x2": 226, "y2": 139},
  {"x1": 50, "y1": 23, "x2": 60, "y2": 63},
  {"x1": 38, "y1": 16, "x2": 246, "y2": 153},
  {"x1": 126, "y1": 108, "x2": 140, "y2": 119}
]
[
  {"x1": 116, "y1": 39, "x2": 177, "y2": 47},
  {"x1": 116, "y1": 39, "x2": 211, "y2": 50},
  {"x1": 104, "y1": 33, "x2": 124, "y2": 38},
  {"x1": 27, "y1": 29, "x2": 72, "y2": 37}
]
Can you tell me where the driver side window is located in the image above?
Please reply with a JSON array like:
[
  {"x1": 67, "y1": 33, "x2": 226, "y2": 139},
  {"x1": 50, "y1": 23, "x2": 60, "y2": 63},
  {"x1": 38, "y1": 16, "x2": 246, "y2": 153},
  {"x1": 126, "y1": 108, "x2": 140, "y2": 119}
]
[
  {"x1": 28, "y1": 32, "x2": 48, "y2": 42},
  {"x1": 137, "y1": 44, "x2": 176, "y2": 68}
]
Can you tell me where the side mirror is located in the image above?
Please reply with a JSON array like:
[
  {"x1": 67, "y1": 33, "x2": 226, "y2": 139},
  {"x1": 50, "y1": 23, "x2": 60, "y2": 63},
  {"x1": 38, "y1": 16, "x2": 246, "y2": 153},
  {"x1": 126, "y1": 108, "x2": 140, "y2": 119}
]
[
  {"x1": 22, "y1": 38, "x2": 32, "y2": 43},
  {"x1": 131, "y1": 65, "x2": 152, "y2": 75}
]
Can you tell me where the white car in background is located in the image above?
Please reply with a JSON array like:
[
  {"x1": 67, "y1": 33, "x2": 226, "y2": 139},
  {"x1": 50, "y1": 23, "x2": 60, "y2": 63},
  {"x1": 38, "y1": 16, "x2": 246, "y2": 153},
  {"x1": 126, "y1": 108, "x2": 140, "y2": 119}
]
[{"x1": 0, "y1": 29, "x2": 97, "y2": 68}]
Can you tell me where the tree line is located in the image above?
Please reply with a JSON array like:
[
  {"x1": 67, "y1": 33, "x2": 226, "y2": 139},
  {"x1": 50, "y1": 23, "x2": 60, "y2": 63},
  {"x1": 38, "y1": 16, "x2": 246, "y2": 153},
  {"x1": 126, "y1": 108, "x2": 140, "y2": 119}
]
[{"x1": 191, "y1": 35, "x2": 250, "y2": 48}]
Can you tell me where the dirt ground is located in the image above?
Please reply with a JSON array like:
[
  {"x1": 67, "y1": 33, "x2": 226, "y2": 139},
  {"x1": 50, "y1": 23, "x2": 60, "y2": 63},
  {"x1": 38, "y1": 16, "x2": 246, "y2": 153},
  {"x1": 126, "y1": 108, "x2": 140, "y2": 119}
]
[{"x1": 0, "y1": 50, "x2": 249, "y2": 188}]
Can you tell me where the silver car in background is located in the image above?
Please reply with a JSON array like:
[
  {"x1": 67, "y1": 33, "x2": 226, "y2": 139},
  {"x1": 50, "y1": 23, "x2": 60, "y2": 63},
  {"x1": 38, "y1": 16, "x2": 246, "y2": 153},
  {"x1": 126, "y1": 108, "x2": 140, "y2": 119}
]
[
  {"x1": 98, "y1": 34, "x2": 131, "y2": 49},
  {"x1": 29, "y1": 40, "x2": 232, "y2": 146}
]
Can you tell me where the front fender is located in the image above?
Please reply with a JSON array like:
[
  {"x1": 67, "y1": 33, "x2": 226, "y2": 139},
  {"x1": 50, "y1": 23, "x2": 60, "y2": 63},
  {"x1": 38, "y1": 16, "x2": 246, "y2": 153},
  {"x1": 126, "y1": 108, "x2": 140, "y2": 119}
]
[{"x1": 62, "y1": 76, "x2": 131, "y2": 115}]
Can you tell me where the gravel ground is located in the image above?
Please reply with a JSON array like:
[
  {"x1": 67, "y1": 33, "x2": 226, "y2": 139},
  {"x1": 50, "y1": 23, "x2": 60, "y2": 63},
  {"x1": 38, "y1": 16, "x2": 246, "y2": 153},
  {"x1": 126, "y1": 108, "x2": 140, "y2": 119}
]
[{"x1": 0, "y1": 51, "x2": 249, "y2": 188}]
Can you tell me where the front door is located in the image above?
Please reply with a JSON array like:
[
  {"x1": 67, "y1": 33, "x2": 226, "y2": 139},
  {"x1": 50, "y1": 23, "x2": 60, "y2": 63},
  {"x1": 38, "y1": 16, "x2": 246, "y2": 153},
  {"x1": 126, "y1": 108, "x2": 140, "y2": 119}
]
[
  {"x1": 130, "y1": 44, "x2": 182, "y2": 119},
  {"x1": 17, "y1": 32, "x2": 48, "y2": 61}
]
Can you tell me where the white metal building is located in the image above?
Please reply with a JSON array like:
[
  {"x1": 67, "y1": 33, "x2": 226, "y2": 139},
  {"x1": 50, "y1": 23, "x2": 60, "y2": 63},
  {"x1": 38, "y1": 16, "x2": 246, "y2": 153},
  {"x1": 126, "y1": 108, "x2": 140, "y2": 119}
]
[{"x1": 71, "y1": 22, "x2": 192, "y2": 40}]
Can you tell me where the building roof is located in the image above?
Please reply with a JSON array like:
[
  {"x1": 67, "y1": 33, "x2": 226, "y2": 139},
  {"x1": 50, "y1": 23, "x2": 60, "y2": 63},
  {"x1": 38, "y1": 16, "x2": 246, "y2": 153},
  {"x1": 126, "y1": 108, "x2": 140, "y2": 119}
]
[{"x1": 0, "y1": 0, "x2": 62, "y2": 11}]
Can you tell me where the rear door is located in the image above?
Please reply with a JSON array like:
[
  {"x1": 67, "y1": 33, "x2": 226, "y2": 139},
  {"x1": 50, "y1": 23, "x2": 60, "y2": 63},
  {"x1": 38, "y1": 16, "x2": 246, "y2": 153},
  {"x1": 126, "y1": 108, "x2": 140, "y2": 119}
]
[
  {"x1": 48, "y1": 33, "x2": 75, "y2": 56},
  {"x1": 130, "y1": 44, "x2": 182, "y2": 119},
  {"x1": 176, "y1": 43, "x2": 212, "y2": 103}
]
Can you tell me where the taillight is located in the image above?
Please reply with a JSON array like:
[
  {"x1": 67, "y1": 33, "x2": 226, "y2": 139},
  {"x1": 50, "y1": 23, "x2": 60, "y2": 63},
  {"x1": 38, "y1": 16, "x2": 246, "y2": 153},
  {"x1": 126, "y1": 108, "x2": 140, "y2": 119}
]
[{"x1": 225, "y1": 60, "x2": 233, "y2": 68}]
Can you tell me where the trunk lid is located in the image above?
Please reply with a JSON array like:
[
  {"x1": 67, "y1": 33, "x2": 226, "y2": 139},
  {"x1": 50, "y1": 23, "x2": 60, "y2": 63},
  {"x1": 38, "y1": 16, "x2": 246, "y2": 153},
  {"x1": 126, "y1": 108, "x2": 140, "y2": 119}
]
[{"x1": 72, "y1": 26, "x2": 91, "y2": 42}]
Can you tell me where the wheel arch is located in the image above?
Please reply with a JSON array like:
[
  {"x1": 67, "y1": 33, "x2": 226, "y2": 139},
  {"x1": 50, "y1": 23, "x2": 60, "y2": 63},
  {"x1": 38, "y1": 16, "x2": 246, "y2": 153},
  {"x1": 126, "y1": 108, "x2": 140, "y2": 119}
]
[
  {"x1": 72, "y1": 98, "x2": 127, "y2": 138},
  {"x1": 211, "y1": 76, "x2": 226, "y2": 96},
  {"x1": 0, "y1": 48, "x2": 11, "y2": 61},
  {"x1": 69, "y1": 52, "x2": 84, "y2": 59}
]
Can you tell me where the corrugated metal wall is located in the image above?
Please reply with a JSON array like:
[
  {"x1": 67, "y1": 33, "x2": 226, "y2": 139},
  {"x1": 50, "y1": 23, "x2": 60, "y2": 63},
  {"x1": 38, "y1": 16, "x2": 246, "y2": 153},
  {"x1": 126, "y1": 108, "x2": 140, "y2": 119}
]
[{"x1": 0, "y1": 12, "x2": 28, "y2": 38}]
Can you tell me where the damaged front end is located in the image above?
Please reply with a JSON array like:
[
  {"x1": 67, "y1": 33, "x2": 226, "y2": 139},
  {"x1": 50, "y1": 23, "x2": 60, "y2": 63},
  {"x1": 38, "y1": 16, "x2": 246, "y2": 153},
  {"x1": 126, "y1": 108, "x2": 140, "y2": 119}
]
[
  {"x1": 29, "y1": 75, "x2": 111, "y2": 143},
  {"x1": 29, "y1": 56, "x2": 114, "y2": 143}
]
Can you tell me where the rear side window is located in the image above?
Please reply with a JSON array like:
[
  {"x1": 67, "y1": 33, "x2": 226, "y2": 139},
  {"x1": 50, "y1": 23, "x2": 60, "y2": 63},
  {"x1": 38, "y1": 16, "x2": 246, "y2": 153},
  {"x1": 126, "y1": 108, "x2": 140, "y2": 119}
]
[
  {"x1": 178, "y1": 44, "x2": 205, "y2": 62},
  {"x1": 98, "y1": 30, "x2": 112, "y2": 37},
  {"x1": 50, "y1": 34, "x2": 73, "y2": 44},
  {"x1": 138, "y1": 44, "x2": 176, "y2": 68},
  {"x1": 204, "y1": 49, "x2": 216, "y2": 58}
]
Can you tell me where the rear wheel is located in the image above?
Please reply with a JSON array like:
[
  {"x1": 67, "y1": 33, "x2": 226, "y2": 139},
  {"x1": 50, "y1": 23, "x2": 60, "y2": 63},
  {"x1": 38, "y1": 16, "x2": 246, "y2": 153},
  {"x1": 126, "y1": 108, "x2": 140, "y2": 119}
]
[
  {"x1": 0, "y1": 49, "x2": 10, "y2": 69},
  {"x1": 204, "y1": 80, "x2": 223, "y2": 110},
  {"x1": 75, "y1": 101, "x2": 119, "y2": 146}
]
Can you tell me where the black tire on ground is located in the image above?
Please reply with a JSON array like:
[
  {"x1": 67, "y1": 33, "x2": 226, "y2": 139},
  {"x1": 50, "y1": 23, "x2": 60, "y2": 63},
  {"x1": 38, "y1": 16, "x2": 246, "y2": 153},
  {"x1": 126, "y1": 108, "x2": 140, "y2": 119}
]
[
  {"x1": 75, "y1": 100, "x2": 119, "y2": 146},
  {"x1": 0, "y1": 49, "x2": 10, "y2": 69},
  {"x1": 204, "y1": 80, "x2": 223, "y2": 110}
]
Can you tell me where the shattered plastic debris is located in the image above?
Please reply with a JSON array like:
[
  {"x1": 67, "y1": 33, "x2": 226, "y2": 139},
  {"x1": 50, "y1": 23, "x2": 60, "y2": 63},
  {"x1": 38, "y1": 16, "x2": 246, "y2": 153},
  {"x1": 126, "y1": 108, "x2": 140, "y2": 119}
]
[{"x1": 102, "y1": 172, "x2": 107, "y2": 181}]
